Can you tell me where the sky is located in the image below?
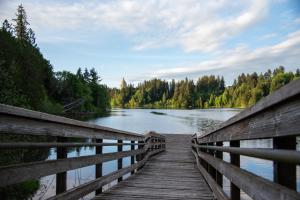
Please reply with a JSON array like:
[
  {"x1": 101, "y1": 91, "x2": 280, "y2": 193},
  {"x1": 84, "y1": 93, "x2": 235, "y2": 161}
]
[{"x1": 0, "y1": 0, "x2": 300, "y2": 87}]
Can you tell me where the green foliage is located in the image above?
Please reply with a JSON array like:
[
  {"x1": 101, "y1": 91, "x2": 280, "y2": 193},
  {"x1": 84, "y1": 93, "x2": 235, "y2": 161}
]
[
  {"x1": 0, "y1": 5, "x2": 110, "y2": 115},
  {"x1": 0, "y1": 5, "x2": 111, "y2": 199},
  {"x1": 0, "y1": 180, "x2": 40, "y2": 200},
  {"x1": 110, "y1": 67, "x2": 299, "y2": 109}
]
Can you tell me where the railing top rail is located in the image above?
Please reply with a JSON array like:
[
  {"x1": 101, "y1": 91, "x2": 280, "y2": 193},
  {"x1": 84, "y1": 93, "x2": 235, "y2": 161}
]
[
  {"x1": 0, "y1": 104, "x2": 146, "y2": 140},
  {"x1": 195, "y1": 78, "x2": 300, "y2": 140}
]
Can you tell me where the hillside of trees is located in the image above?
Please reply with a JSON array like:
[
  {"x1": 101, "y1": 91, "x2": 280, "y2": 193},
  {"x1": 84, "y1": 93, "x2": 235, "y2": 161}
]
[
  {"x1": 0, "y1": 5, "x2": 111, "y2": 199},
  {"x1": 0, "y1": 5, "x2": 110, "y2": 116},
  {"x1": 110, "y1": 66, "x2": 300, "y2": 109}
]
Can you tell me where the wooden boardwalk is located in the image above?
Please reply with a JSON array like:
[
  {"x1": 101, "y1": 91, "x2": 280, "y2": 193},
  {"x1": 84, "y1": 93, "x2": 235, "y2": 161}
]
[{"x1": 94, "y1": 134, "x2": 213, "y2": 200}]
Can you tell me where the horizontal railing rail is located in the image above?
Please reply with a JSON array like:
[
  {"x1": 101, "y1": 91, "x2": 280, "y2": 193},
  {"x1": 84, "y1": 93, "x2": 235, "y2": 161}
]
[
  {"x1": 0, "y1": 104, "x2": 166, "y2": 199},
  {"x1": 0, "y1": 103, "x2": 144, "y2": 141},
  {"x1": 192, "y1": 79, "x2": 300, "y2": 200}
]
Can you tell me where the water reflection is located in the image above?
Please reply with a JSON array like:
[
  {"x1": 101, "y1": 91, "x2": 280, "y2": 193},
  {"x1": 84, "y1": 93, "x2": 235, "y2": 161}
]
[{"x1": 31, "y1": 108, "x2": 299, "y2": 200}]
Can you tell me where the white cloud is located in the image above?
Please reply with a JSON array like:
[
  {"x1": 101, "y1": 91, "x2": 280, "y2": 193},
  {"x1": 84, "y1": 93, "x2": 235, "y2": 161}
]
[
  {"x1": 0, "y1": 0, "x2": 270, "y2": 52},
  {"x1": 258, "y1": 33, "x2": 278, "y2": 40},
  {"x1": 148, "y1": 30, "x2": 300, "y2": 79},
  {"x1": 295, "y1": 18, "x2": 300, "y2": 24}
]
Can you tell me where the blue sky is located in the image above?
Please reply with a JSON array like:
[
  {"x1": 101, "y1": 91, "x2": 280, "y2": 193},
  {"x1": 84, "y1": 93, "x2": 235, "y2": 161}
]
[{"x1": 1, "y1": 0, "x2": 300, "y2": 87}]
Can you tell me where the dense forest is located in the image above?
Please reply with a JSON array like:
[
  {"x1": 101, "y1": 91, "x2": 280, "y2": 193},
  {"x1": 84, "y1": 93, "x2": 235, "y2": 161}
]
[
  {"x1": 110, "y1": 66, "x2": 300, "y2": 109},
  {"x1": 0, "y1": 5, "x2": 110, "y2": 116}
]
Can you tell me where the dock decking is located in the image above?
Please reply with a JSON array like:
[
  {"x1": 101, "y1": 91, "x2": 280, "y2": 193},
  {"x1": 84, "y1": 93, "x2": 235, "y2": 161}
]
[{"x1": 94, "y1": 134, "x2": 213, "y2": 200}]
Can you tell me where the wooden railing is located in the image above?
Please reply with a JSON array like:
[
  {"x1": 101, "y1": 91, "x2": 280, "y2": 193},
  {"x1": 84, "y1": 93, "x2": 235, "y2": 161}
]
[
  {"x1": 192, "y1": 79, "x2": 300, "y2": 200},
  {"x1": 0, "y1": 104, "x2": 165, "y2": 199}
]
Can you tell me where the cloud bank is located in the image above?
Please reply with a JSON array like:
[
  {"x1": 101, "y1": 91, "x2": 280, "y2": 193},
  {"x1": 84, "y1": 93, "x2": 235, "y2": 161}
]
[{"x1": 0, "y1": 0, "x2": 270, "y2": 52}]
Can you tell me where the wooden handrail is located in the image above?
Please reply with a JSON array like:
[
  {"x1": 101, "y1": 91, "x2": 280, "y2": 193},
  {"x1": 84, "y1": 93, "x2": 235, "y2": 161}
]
[
  {"x1": 0, "y1": 148, "x2": 145, "y2": 187},
  {"x1": 0, "y1": 104, "x2": 166, "y2": 199},
  {"x1": 193, "y1": 149, "x2": 300, "y2": 200},
  {"x1": 48, "y1": 148, "x2": 164, "y2": 200},
  {"x1": 192, "y1": 79, "x2": 300, "y2": 200},
  {"x1": 0, "y1": 103, "x2": 144, "y2": 141},
  {"x1": 192, "y1": 143, "x2": 300, "y2": 164}
]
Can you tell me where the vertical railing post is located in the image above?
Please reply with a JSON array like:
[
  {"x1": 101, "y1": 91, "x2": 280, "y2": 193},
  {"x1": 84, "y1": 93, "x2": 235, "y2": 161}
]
[
  {"x1": 56, "y1": 137, "x2": 67, "y2": 194},
  {"x1": 208, "y1": 142, "x2": 216, "y2": 179},
  {"x1": 204, "y1": 143, "x2": 209, "y2": 171},
  {"x1": 158, "y1": 138, "x2": 161, "y2": 150},
  {"x1": 198, "y1": 143, "x2": 206, "y2": 169},
  {"x1": 118, "y1": 140, "x2": 123, "y2": 182},
  {"x1": 151, "y1": 137, "x2": 154, "y2": 151},
  {"x1": 273, "y1": 136, "x2": 296, "y2": 190},
  {"x1": 95, "y1": 138, "x2": 103, "y2": 195},
  {"x1": 216, "y1": 141, "x2": 223, "y2": 187},
  {"x1": 230, "y1": 140, "x2": 240, "y2": 200},
  {"x1": 131, "y1": 140, "x2": 135, "y2": 175},
  {"x1": 137, "y1": 140, "x2": 145, "y2": 171}
]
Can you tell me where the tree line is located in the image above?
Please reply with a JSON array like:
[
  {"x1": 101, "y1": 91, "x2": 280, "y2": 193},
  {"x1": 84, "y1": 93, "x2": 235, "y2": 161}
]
[
  {"x1": 2, "y1": 5, "x2": 299, "y2": 114},
  {"x1": 110, "y1": 66, "x2": 300, "y2": 109},
  {"x1": 0, "y1": 5, "x2": 110, "y2": 115}
]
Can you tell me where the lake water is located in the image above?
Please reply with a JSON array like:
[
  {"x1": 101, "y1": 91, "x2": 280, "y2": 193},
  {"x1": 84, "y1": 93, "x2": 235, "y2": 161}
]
[{"x1": 32, "y1": 108, "x2": 299, "y2": 200}]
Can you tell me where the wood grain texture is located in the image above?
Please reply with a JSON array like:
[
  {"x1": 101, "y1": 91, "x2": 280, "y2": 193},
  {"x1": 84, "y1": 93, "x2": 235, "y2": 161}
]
[
  {"x1": 0, "y1": 148, "x2": 145, "y2": 187},
  {"x1": 94, "y1": 134, "x2": 213, "y2": 200},
  {"x1": 195, "y1": 150, "x2": 300, "y2": 200},
  {"x1": 48, "y1": 148, "x2": 164, "y2": 200},
  {"x1": 0, "y1": 103, "x2": 144, "y2": 141}
]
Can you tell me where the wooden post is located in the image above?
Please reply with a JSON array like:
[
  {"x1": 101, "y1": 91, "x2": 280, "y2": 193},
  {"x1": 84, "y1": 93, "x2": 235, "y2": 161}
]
[
  {"x1": 95, "y1": 139, "x2": 103, "y2": 195},
  {"x1": 208, "y1": 142, "x2": 216, "y2": 179},
  {"x1": 230, "y1": 140, "x2": 240, "y2": 200},
  {"x1": 56, "y1": 137, "x2": 67, "y2": 194},
  {"x1": 131, "y1": 140, "x2": 135, "y2": 175},
  {"x1": 273, "y1": 136, "x2": 296, "y2": 190},
  {"x1": 205, "y1": 143, "x2": 209, "y2": 171},
  {"x1": 158, "y1": 138, "x2": 161, "y2": 149},
  {"x1": 137, "y1": 140, "x2": 144, "y2": 171},
  {"x1": 118, "y1": 140, "x2": 123, "y2": 182},
  {"x1": 216, "y1": 141, "x2": 223, "y2": 187},
  {"x1": 151, "y1": 137, "x2": 154, "y2": 151}
]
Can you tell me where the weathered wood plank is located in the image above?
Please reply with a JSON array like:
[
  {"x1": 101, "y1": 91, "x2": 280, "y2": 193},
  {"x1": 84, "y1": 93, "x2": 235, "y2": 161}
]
[
  {"x1": 0, "y1": 103, "x2": 144, "y2": 141},
  {"x1": 192, "y1": 143, "x2": 300, "y2": 164},
  {"x1": 94, "y1": 134, "x2": 213, "y2": 200},
  {"x1": 195, "y1": 150, "x2": 300, "y2": 200},
  {"x1": 0, "y1": 148, "x2": 145, "y2": 187},
  {"x1": 192, "y1": 148, "x2": 229, "y2": 200},
  {"x1": 48, "y1": 148, "x2": 164, "y2": 200},
  {"x1": 0, "y1": 142, "x2": 145, "y2": 149}
]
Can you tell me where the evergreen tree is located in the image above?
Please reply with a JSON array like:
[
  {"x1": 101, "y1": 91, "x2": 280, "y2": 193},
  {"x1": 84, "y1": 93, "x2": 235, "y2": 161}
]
[
  {"x1": 83, "y1": 68, "x2": 90, "y2": 82},
  {"x1": 27, "y1": 28, "x2": 36, "y2": 46},
  {"x1": 13, "y1": 4, "x2": 30, "y2": 42},
  {"x1": 2, "y1": 19, "x2": 13, "y2": 35},
  {"x1": 120, "y1": 78, "x2": 127, "y2": 107}
]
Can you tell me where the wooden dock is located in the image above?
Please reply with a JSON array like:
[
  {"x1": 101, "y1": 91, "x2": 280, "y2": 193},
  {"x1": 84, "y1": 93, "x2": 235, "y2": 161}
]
[
  {"x1": 1, "y1": 79, "x2": 300, "y2": 200},
  {"x1": 94, "y1": 134, "x2": 213, "y2": 200}
]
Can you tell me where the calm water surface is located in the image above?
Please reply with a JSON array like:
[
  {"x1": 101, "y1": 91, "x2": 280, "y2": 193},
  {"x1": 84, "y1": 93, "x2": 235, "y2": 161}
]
[{"x1": 33, "y1": 108, "x2": 299, "y2": 200}]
